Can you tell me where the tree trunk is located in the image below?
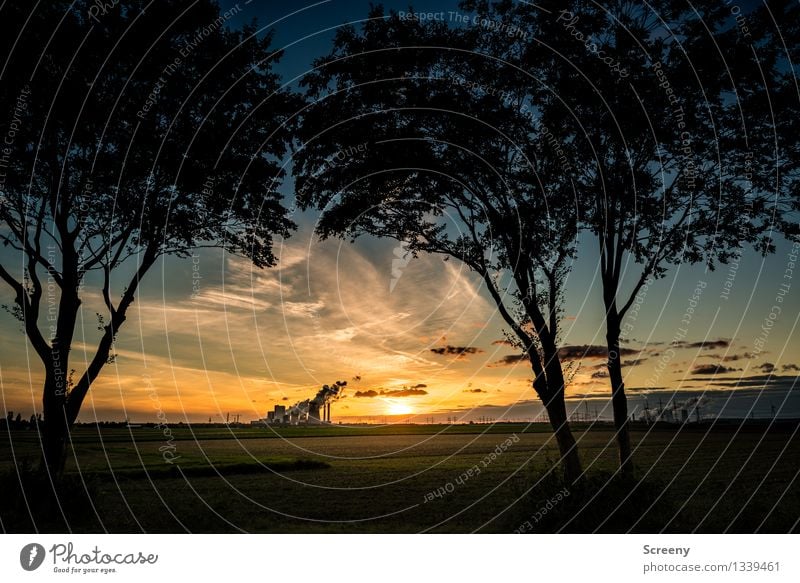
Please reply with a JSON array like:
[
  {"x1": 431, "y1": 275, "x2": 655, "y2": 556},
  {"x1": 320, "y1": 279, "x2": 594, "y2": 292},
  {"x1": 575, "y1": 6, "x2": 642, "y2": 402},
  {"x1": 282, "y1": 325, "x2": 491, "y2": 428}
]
[
  {"x1": 41, "y1": 414, "x2": 68, "y2": 476},
  {"x1": 40, "y1": 268, "x2": 81, "y2": 477},
  {"x1": 606, "y1": 317, "x2": 634, "y2": 476},
  {"x1": 543, "y1": 394, "x2": 582, "y2": 484},
  {"x1": 41, "y1": 374, "x2": 69, "y2": 476},
  {"x1": 529, "y1": 327, "x2": 583, "y2": 484}
]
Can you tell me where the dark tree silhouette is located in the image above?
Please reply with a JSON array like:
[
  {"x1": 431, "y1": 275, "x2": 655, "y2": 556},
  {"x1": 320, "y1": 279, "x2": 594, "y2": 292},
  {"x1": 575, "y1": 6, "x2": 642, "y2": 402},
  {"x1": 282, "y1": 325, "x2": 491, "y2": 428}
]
[
  {"x1": 296, "y1": 9, "x2": 584, "y2": 480},
  {"x1": 0, "y1": 1, "x2": 299, "y2": 475},
  {"x1": 734, "y1": 1, "x2": 800, "y2": 243},
  {"x1": 460, "y1": 0, "x2": 788, "y2": 474}
]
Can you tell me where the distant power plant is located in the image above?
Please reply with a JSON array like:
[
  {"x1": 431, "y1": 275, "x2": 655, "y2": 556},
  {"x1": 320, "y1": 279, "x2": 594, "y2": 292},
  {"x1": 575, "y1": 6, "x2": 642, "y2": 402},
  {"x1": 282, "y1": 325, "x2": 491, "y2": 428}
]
[
  {"x1": 636, "y1": 396, "x2": 708, "y2": 424},
  {"x1": 253, "y1": 381, "x2": 346, "y2": 426}
]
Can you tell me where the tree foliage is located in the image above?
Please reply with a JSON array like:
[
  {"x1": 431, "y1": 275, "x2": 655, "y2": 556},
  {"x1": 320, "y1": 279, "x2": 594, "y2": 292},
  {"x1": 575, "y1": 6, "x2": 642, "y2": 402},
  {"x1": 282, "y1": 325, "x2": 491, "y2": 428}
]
[
  {"x1": 296, "y1": 6, "x2": 584, "y2": 478},
  {"x1": 0, "y1": 0, "x2": 300, "y2": 470},
  {"x1": 457, "y1": 0, "x2": 793, "y2": 470}
]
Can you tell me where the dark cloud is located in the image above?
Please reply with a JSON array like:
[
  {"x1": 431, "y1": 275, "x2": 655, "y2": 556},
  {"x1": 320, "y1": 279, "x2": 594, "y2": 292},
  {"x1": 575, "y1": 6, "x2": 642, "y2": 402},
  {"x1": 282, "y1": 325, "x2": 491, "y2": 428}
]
[
  {"x1": 491, "y1": 339, "x2": 515, "y2": 347},
  {"x1": 674, "y1": 339, "x2": 730, "y2": 350},
  {"x1": 488, "y1": 354, "x2": 528, "y2": 367},
  {"x1": 489, "y1": 344, "x2": 641, "y2": 367},
  {"x1": 691, "y1": 363, "x2": 740, "y2": 375},
  {"x1": 757, "y1": 362, "x2": 776, "y2": 373},
  {"x1": 782, "y1": 364, "x2": 800, "y2": 372},
  {"x1": 699, "y1": 340, "x2": 731, "y2": 349},
  {"x1": 386, "y1": 388, "x2": 428, "y2": 397},
  {"x1": 463, "y1": 388, "x2": 487, "y2": 393},
  {"x1": 353, "y1": 388, "x2": 428, "y2": 398},
  {"x1": 721, "y1": 353, "x2": 753, "y2": 362},
  {"x1": 430, "y1": 345, "x2": 484, "y2": 359},
  {"x1": 624, "y1": 358, "x2": 648, "y2": 366},
  {"x1": 354, "y1": 390, "x2": 379, "y2": 398},
  {"x1": 281, "y1": 397, "x2": 289, "y2": 401},
  {"x1": 591, "y1": 370, "x2": 609, "y2": 379},
  {"x1": 707, "y1": 374, "x2": 797, "y2": 388},
  {"x1": 559, "y1": 345, "x2": 606, "y2": 359},
  {"x1": 410, "y1": 383, "x2": 427, "y2": 389},
  {"x1": 624, "y1": 386, "x2": 669, "y2": 393},
  {"x1": 690, "y1": 374, "x2": 797, "y2": 390},
  {"x1": 559, "y1": 345, "x2": 637, "y2": 360}
]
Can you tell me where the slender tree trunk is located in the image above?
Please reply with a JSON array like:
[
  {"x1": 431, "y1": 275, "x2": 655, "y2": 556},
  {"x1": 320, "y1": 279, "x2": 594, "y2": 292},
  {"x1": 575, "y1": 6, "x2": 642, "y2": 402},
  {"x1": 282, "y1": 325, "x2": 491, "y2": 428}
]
[
  {"x1": 606, "y1": 314, "x2": 633, "y2": 476},
  {"x1": 535, "y1": 339, "x2": 583, "y2": 484},
  {"x1": 543, "y1": 393, "x2": 582, "y2": 483}
]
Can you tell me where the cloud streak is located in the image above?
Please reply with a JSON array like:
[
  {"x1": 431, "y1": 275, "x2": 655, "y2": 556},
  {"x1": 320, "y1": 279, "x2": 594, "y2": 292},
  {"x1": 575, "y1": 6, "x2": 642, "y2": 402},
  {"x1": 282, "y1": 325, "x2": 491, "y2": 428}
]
[{"x1": 353, "y1": 388, "x2": 429, "y2": 398}]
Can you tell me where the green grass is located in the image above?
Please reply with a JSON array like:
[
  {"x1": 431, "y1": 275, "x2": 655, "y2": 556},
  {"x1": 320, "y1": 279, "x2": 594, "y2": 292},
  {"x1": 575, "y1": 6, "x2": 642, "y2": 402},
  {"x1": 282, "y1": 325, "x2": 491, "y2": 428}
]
[
  {"x1": 1, "y1": 422, "x2": 798, "y2": 533},
  {"x1": 89, "y1": 458, "x2": 331, "y2": 480}
]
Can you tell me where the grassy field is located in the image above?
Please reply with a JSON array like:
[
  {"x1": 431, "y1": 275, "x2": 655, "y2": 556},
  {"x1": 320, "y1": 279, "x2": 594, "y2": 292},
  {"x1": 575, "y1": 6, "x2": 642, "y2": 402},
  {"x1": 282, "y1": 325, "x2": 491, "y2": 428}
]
[{"x1": 1, "y1": 421, "x2": 798, "y2": 533}]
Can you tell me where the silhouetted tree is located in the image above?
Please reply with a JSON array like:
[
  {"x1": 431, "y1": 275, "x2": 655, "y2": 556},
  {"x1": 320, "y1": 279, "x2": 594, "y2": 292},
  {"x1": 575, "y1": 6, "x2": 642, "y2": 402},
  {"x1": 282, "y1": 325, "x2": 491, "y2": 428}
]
[
  {"x1": 296, "y1": 9, "x2": 584, "y2": 480},
  {"x1": 0, "y1": 1, "x2": 300, "y2": 475},
  {"x1": 733, "y1": 1, "x2": 800, "y2": 242},
  {"x1": 460, "y1": 0, "x2": 787, "y2": 474}
]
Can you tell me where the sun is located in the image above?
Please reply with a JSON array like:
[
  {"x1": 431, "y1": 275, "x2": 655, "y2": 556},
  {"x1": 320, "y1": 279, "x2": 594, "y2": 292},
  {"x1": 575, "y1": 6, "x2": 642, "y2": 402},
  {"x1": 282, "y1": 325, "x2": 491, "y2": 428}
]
[{"x1": 385, "y1": 401, "x2": 414, "y2": 416}]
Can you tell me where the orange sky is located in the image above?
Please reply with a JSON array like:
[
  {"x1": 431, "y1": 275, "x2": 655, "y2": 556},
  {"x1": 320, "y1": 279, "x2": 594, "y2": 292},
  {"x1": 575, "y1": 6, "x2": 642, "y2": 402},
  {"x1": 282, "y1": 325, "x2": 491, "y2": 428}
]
[{"x1": 1, "y1": 226, "x2": 798, "y2": 424}]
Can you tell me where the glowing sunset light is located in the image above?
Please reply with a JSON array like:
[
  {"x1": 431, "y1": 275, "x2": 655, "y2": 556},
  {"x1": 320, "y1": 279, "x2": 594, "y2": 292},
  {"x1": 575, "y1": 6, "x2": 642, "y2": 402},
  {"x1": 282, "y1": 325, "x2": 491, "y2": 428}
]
[{"x1": 385, "y1": 400, "x2": 414, "y2": 416}]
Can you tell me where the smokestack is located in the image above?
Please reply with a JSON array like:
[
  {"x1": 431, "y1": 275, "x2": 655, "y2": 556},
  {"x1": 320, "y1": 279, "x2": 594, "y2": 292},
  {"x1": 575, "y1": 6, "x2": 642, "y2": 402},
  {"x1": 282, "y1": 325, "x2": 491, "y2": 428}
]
[
  {"x1": 277, "y1": 380, "x2": 346, "y2": 427},
  {"x1": 308, "y1": 401, "x2": 322, "y2": 424}
]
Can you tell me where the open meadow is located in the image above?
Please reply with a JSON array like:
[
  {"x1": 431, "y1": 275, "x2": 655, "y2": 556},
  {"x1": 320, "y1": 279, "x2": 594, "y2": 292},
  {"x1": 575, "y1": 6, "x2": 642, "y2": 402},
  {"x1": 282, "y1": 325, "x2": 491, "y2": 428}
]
[{"x1": 2, "y1": 422, "x2": 798, "y2": 533}]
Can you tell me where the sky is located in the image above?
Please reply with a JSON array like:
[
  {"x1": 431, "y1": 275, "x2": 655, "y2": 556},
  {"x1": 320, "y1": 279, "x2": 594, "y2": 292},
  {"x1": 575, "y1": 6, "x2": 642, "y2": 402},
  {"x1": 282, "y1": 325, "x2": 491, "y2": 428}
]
[{"x1": 0, "y1": 0, "x2": 797, "y2": 424}]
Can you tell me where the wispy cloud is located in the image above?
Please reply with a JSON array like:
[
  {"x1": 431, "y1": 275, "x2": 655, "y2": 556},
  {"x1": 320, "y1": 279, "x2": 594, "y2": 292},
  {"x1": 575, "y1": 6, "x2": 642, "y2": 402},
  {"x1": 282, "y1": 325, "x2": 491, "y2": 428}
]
[{"x1": 354, "y1": 388, "x2": 429, "y2": 398}]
